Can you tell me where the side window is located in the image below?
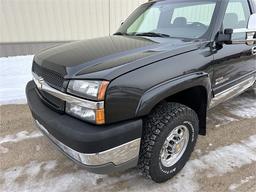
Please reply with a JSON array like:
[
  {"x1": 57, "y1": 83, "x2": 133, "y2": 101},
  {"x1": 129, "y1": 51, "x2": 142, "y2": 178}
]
[{"x1": 223, "y1": 0, "x2": 251, "y2": 29}]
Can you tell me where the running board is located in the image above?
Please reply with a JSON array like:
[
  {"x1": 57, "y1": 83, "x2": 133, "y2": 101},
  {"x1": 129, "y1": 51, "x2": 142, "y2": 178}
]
[{"x1": 210, "y1": 76, "x2": 255, "y2": 108}]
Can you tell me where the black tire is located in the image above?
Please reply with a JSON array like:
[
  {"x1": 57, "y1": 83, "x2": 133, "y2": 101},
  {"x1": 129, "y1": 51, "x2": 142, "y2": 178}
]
[{"x1": 138, "y1": 102, "x2": 199, "y2": 183}]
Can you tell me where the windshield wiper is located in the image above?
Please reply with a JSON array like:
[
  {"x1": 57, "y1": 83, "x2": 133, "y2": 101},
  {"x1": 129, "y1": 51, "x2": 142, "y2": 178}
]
[
  {"x1": 114, "y1": 32, "x2": 130, "y2": 36},
  {"x1": 114, "y1": 32, "x2": 170, "y2": 38},
  {"x1": 134, "y1": 32, "x2": 170, "y2": 38}
]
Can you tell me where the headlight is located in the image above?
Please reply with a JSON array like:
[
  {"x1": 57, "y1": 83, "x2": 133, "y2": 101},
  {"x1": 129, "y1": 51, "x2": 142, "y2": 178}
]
[
  {"x1": 67, "y1": 80, "x2": 109, "y2": 100},
  {"x1": 66, "y1": 80, "x2": 108, "y2": 124}
]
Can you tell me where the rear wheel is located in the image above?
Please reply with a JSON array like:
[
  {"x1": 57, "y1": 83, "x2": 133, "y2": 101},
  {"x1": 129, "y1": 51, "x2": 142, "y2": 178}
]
[{"x1": 138, "y1": 102, "x2": 199, "y2": 183}]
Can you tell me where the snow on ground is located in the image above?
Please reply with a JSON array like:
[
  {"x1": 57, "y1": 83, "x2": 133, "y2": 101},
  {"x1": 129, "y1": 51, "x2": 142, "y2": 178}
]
[
  {"x1": 1, "y1": 134, "x2": 256, "y2": 192},
  {"x1": 229, "y1": 176, "x2": 255, "y2": 191},
  {"x1": 123, "y1": 135, "x2": 256, "y2": 192},
  {"x1": 209, "y1": 115, "x2": 239, "y2": 127},
  {"x1": 0, "y1": 130, "x2": 42, "y2": 145},
  {"x1": 0, "y1": 55, "x2": 34, "y2": 105},
  {"x1": 0, "y1": 145, "x2": 9, "y2": 154},
  {"x1": 224, "y1": 95, "x2": 256, "y2": 118},
  {"x1": 0, "y1": 130, "x2": 43, "y2": 154},
  {"x1": 0, "y1": 161, "x2": 102, "y2": 192}
]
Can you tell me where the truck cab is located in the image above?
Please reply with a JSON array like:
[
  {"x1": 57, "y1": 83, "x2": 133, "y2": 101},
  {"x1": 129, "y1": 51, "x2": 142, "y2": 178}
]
[{"x1": 26, "y1": 0, "x2": 256, "y2": 183}]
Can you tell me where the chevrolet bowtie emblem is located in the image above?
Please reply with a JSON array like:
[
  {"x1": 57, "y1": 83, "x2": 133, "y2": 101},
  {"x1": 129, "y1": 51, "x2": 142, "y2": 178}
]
[
  {"x1": 33, "y1": 74, "x2": 44, "y2": 89},
  {"x1": 38, "y1": 77, "x2": 44, "y2": 89}
]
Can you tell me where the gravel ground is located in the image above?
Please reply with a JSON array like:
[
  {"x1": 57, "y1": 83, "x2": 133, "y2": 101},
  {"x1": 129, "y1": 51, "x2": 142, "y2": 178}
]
[{"x1": 0, "y1": 89, "x2": 255, "y2": 192}]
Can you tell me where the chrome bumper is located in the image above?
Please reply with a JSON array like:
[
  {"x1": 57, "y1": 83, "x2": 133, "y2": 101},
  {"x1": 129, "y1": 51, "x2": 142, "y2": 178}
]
[{"x1": 35, "y1": 120, "x2": 141, "y2": 167}]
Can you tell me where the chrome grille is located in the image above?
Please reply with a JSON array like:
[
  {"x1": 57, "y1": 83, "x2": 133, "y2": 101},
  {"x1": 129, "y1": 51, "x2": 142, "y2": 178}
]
[
  {"x1": 32, "y1": 62, "x2": 65, "y2": 112},
  {"x1": 32, "y1": 62, "x2": 64, "y2": 90}
]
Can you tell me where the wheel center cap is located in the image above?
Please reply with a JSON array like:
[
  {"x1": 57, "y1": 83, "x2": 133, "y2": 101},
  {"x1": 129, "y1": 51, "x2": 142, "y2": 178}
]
[{"x1": 175, "y1": 143, "x2": 181, "y2": 153}]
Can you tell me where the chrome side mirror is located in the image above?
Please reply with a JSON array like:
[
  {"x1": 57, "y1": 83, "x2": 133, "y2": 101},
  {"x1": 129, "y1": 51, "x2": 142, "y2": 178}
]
[
  {"x1": 223, "y1": 13, "x2": 256, "y2": 45},
  {"x1": 246, "y1": 13, "x2": 256, "y2": 45}
]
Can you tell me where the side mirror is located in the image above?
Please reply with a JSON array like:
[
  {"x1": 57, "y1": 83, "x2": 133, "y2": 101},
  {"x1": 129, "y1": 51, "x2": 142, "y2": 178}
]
[
  {"x1": 220, "y1": 13, "x2": 256, "y2": 45},
  {"x1": 246, "y1": 13, "x2": 256, "y2": 45},
  {"x1": 217, "y1": 29, "x2": 233, "y2": 44}
]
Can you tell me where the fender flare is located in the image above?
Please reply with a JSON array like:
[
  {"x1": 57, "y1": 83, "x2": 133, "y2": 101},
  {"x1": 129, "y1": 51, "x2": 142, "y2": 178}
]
[{"x1": 135, "y1": 72, "x2": 212, "y2": 117}]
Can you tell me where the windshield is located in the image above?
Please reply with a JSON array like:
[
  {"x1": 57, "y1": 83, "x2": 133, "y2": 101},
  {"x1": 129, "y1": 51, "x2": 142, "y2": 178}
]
[{"x1": 116, "y1": 0, "x2": 217, "y2": 39}]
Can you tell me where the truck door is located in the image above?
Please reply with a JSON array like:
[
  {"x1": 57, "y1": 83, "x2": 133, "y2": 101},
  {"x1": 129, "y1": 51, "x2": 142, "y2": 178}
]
[{"x1": 211, "y1": 0, "x2": 256, "y2": 107}]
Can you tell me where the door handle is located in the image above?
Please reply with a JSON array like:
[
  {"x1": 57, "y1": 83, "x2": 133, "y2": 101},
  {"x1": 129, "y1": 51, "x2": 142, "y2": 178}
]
[{"x1": 252, "y1": 46, "x2": 256, "y2": 55}]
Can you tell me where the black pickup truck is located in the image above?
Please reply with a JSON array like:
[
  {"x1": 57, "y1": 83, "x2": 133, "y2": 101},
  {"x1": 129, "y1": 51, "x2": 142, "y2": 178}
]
[{"x1": 26, "y1": 0, "x2": 256, "y2": 183}]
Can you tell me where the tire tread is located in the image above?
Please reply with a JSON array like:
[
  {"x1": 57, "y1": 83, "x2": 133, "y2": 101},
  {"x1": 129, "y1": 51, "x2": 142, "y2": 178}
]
[{"x1": 138, "y1": 102, "x2": 197, "y2": 180}]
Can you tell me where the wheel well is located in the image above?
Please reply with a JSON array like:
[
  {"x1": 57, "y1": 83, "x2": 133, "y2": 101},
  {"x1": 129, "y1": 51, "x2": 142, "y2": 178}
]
[{"x1": 165, "y1": 86, "x2": 208, "y2": 135}]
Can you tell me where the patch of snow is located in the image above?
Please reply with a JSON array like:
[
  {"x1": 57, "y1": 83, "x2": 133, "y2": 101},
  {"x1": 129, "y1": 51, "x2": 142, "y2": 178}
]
[
  {"x1": 1, "y1": 135, "x2": 256, "y2": 192},
  {"x1": 228, "y1": 176, "x2": 255, "y2": 191},
  {"x1": 25, "y1": 161, "x2": 43, "y2": 177},
  {"x1": 211, "y1": 114, "x2": 239, "y2": 126},
  {"x1": 241, "y1": 135, "x2": 256, "y2": 149},
  {"x1": 0, "y1": 160, "x2": 109, "y2": 192},
  {"x1": 0, "y1": 55, "x2": 34, "y2": 105},
  {"x1": 0, "y1": 145, "x2": 9, "y2": 154},
  {"x1": 0, "y1": 130, "x2": 43, "y2": 144},
  {"x1": 36, "y1": 145, "x2": 41, "y2": 152},
  {"x1": 195, "y1": 149, "x2": 202, "y2": 155},
  {"x1": 203, "y1": 143, "x2": 256, "y2": 177},
  {"x1": 224, "y1": 96, "x2": 256, "y2": 119},
  {"x1": 43, "y1": 161, "x2": 57, "y2": 171}
]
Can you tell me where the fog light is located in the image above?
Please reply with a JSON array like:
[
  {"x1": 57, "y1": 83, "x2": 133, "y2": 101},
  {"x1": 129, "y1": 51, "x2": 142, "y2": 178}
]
[{"x1": 66, "y1": 102, "x2": 105, "y2": 124}]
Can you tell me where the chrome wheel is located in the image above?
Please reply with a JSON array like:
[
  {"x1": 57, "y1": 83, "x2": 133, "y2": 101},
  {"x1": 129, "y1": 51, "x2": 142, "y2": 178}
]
[{"x1": 160, "y1": 125, "x2": 190, "y2": 167}]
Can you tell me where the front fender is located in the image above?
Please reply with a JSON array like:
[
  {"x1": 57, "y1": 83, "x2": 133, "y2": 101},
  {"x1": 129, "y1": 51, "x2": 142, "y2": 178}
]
[{"x1": 136, "y1": 72, "x2": 212, "y2": 117}]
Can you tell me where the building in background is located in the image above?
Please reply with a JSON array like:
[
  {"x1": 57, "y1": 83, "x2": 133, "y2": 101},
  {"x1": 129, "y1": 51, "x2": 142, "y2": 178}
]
[{"x1": 0, "y1": 0, "x2": 146, "y2": 57}]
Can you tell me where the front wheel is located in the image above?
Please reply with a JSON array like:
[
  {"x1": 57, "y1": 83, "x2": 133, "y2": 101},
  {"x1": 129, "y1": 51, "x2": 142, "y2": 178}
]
[{"x1": 138, "y1": 102, "x2": 199, "y2": 183}]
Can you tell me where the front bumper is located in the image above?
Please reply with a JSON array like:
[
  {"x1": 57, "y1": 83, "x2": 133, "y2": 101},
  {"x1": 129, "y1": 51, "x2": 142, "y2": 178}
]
[{"x1": 26, "y1": 81, "x2": 142, "y2": 173}]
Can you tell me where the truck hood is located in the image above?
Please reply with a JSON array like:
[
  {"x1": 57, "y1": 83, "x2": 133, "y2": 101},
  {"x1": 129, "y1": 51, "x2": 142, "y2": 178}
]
[{"x1": 34, "y1": 35, "x2": 201, "y2": 80}]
